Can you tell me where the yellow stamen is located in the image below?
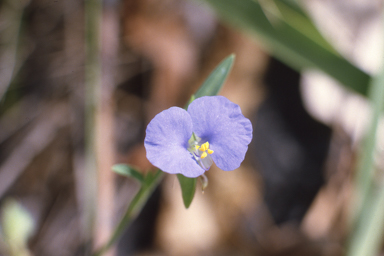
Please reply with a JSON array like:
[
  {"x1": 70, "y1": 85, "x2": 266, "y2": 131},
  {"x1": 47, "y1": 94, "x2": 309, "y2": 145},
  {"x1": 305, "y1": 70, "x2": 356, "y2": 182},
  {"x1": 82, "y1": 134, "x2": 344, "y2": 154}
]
[
  {"x1": 195, "y1": 145, "x2": 200, "y2": 150},
  {"x1": 201, "y1": 152, "x2": 208, "y2": 159},
  {"x1": 199, "y1": 142, "x2": 210, "y2": 152},
  {"x1": 207, "y1": 149, "x2": 214, "y2": 154}
]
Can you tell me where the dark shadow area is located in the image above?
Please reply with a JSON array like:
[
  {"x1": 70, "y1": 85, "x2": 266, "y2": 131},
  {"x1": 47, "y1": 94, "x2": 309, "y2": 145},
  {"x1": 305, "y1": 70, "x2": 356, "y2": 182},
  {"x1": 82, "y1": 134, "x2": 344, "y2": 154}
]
[{"x1": 253, "y1": 58, "x2": 332, "y2": 225}]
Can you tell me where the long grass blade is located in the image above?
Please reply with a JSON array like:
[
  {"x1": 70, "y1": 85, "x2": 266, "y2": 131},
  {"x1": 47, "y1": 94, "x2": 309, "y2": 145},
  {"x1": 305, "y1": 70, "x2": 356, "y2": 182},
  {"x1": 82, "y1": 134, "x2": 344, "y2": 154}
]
[{"x1": 201, "y1": 0, "x2": 371, "y2": 96}]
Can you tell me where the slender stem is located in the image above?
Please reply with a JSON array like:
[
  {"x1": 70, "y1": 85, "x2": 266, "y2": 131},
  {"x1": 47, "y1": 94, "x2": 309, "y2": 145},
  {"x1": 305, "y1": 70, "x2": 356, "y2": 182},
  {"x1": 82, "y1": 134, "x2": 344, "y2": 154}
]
[
  {"x1": 350, "y1": 5, "x2": 384, "y2": 225},
  {"x1": 352, "y1": 73, "x2": 384, "y2": 221},
  {"x1": 84, "y1": 0, "x2": 101, "y2": 249},
  {"x1": 347, "y1": 6, "x2": 384, "y2": 256},
  {"x1": 93, "y1": 171, "x2": 164, "y2": 256}
]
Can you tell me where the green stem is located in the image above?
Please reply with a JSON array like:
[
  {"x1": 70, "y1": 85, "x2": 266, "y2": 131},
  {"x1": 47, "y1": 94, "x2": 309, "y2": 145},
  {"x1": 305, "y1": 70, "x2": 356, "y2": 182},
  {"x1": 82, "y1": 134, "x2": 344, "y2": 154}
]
[
  {"x1": 350, "y1": 71, "x2": 384, "y2": 227},
  {"x1": 84, "y1": 0, "x2": 101, "y2": 248},
  {"x1": 347, "y1": 6, "x2": 384, "y2": 256},
  {"x1": 350, "y1": 5, "x2": 384, "y2": 226},
  {"x1": 93, "y1": 171, "x2": 164, "y2": 256}
]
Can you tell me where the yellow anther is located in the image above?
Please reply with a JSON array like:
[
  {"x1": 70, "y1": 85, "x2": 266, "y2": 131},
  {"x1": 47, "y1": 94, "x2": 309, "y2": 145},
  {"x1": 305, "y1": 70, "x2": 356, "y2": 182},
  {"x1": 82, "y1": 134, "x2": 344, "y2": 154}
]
[
  {"x1": 199, "y1": 142, "x2": 210, "y2": 152},
  {"x1": 201, "y1": 152, "x2": 208, "y2": 159},
  {"x1": 195, "y1": 145, "x2": 200, "y2": 150},
  {"x1": 207, "y1": 149, "x2": 214, "y2": 154}
]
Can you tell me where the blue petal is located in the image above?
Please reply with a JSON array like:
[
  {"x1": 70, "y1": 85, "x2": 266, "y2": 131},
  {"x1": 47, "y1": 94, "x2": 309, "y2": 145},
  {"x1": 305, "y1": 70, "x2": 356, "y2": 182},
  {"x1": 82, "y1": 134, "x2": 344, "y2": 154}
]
[
  {"x1": 144, "y1": 107, "x2": 205, "y2": 178},
  {"x1": 188, "y1": 96, "x2": 253, "y2": 171}
]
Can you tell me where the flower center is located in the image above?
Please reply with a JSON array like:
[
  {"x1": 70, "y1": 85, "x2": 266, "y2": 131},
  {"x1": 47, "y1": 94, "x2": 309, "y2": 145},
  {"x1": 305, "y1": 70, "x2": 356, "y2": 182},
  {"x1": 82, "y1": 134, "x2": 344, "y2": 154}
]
[
  {"x1": 188, "y1": 135, "x2": 214, "y2": 170},
  {"x1": 195, "y1": 142, "x2": 214, "y2": 159}
]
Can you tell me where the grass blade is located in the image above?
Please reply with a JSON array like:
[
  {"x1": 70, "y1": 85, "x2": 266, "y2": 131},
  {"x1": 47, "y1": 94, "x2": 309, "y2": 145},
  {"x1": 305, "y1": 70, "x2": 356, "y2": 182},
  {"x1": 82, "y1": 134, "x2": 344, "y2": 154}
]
[{"x1": 201, "y1": 0, "x2": 371, "y2": 96}]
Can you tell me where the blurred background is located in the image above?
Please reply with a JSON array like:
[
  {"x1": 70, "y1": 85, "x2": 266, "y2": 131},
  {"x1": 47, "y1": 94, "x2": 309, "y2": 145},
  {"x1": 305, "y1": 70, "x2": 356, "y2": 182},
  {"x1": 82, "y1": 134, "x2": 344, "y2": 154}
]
[{"x1": 0, "y1": 0, "x2": 383, "y2": 255}]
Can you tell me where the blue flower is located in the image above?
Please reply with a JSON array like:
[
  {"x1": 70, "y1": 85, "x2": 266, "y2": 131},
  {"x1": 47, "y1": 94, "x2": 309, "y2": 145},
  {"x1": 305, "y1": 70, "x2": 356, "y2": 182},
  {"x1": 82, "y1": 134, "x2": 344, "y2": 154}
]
[{"x1": 144, "y1": 96, "x2": 253, "y2": 178}]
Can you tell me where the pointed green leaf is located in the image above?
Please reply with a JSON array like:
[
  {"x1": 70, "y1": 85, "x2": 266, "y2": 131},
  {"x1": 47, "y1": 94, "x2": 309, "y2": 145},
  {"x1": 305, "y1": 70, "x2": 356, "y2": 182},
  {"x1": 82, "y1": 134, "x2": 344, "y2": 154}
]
[
  {"x1": 112, "y1": 164, "x2": 144, "y2": 183},
  {"x1": 177, "y1": 174, "x2": 197, "y2": 208},
  {"x1": 194, "y1": 54, "x2": 235, "y2": 98}
]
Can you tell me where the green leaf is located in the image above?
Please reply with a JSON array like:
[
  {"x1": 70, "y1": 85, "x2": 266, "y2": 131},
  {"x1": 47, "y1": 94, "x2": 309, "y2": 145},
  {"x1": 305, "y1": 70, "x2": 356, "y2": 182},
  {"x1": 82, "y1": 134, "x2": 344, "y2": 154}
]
[
  {"x1": 112, "y1": 164, "x2": 144, "y2": 183},
  {"x1": 201, "y1": 0, "x2": 371, "y2": 96},
  {"x1": 194, "y1": 54, "x2": 235, "y2": 98},
  {"x1": 177, "y1": 174, "x2": 197, "y2": 208}
]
